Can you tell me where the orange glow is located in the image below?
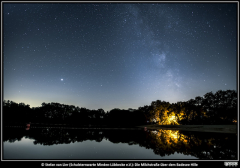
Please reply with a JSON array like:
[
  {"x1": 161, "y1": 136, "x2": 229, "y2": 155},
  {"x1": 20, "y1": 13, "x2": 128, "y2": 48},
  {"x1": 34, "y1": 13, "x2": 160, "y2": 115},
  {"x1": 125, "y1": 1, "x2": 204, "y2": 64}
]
[
  {"x1": 168, "y1": 114, "x2": 179, "y2": 125},
  {"x1": 150, "y1": 130, "x2": 189, "y2": 146}
]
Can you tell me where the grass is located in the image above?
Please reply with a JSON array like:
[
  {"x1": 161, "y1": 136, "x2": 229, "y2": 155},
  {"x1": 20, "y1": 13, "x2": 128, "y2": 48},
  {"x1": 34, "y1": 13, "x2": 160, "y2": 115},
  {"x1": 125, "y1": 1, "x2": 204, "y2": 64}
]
[{"x1": 137, "y1": 124, "x2": 237, "y2": 134}]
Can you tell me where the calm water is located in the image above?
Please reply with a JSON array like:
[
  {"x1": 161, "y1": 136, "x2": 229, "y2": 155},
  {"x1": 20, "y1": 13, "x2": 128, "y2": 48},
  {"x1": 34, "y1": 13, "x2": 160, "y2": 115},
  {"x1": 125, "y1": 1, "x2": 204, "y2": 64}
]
[{"x1": 3, "y1": 126, "x2": 237, "y2": 160}]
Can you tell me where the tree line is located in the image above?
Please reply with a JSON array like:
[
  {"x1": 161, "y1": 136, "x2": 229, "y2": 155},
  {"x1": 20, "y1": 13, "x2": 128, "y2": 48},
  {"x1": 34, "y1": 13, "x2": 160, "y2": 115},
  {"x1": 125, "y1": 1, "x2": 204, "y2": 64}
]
[{"x1": 3, "y1": 90, "x2": 237, "y2": 126}]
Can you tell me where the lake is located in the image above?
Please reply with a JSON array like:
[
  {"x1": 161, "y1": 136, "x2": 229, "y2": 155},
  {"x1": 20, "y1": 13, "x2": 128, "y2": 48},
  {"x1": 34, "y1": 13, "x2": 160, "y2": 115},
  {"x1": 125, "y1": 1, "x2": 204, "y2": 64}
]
[{"x1": 3, "y1": 126, "x2": 237, "y2": 160}]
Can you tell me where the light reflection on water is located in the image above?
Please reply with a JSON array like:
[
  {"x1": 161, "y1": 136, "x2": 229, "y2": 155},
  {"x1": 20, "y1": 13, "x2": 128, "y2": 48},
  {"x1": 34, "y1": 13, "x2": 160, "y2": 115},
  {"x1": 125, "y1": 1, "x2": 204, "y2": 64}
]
[
  {"x1": 3, "y1": 126, "x2": 237, "y2": 160},
  {"x1": 4, "y1": 137, "x2": 197, "y2": 160}
]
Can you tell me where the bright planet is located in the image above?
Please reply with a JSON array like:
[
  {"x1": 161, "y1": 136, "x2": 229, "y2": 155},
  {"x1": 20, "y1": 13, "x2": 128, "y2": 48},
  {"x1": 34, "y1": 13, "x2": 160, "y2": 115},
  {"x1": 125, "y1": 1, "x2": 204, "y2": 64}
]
[{"x1": 3, "y1": 3, "x2": 237, "y2": 111}]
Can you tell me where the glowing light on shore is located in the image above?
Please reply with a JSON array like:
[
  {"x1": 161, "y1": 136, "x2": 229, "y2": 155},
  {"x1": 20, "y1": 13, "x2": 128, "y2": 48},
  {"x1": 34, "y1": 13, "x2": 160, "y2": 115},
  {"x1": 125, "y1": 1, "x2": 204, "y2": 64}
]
[{"x1": 168, "y1": 115, "x2": 179, "y2": 125}]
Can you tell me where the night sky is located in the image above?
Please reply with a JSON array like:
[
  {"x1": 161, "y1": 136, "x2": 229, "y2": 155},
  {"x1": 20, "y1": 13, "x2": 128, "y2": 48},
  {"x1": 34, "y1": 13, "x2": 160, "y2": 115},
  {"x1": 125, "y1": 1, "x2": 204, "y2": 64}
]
[{"x1": 3, "y1": 3, "x2": 237, "y2": 111}]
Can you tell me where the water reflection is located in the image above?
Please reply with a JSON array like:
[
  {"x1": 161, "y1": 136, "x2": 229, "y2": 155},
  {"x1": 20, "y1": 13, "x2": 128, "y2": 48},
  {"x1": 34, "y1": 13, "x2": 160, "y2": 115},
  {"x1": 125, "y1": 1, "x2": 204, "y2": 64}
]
[
  {"x1": 3, "y1": 126, "x2": 237, "y2": 159},
  {"x1": 147, "y1": 129, "x2": 237, "y2": 159}
]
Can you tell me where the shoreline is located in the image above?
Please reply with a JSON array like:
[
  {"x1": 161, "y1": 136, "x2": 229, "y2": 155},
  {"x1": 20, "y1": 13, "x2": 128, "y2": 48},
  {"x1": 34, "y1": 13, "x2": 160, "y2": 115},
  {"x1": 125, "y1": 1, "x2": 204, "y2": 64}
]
[
  {"x1": 4, "y1": 125, "x2": 143, "y2": 130},
  {"x1": 3, "y1": 123, "x2": 237, "y2": 134},
  {"x1": 137, "y1": 125, "x2": 237, "y2": 134}
]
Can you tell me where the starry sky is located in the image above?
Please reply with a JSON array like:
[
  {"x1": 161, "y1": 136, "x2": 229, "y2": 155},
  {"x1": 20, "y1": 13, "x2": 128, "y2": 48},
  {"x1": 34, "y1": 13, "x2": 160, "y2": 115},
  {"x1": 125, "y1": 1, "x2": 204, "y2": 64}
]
[{"x1": 3, "y1": 3, "x2": 237, "y2": 111}]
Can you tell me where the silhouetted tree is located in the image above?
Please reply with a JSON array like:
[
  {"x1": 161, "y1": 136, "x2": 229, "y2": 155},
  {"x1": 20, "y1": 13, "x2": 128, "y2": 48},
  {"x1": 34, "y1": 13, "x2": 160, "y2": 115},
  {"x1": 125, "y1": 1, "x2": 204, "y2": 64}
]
[{"x1": 3, "y1": 90, "x2": 237, "y2": 126}]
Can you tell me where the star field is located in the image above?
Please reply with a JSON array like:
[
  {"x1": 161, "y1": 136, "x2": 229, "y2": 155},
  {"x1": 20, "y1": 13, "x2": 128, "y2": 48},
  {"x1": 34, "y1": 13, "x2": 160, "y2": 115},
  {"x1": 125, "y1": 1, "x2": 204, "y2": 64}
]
[{"x1": 3, "y1": 3, "x2": 237, "y2": 111}]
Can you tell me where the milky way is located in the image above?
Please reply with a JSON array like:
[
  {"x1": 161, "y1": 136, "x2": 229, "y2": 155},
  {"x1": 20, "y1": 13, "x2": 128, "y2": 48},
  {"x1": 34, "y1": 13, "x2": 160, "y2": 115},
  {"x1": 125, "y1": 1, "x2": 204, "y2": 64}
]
[{"x1": 3, "y1": 3, "x2": 237, "y2": 111}]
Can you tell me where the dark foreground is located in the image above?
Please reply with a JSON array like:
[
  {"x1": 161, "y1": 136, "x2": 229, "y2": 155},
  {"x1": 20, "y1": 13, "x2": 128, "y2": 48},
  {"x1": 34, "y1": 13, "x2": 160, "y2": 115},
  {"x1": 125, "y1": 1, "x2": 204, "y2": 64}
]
[
  {"x1": 138, "y1": 125, "x2": 237, "y2": 134},
  {"x1": 4, "y1": 122, "x2": 237, "y2": 133}
]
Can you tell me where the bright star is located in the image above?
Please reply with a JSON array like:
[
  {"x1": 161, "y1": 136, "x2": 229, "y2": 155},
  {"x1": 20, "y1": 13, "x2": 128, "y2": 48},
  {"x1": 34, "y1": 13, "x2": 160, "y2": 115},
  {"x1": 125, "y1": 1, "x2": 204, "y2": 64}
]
[{"x1": 61, "y1": 79, "x2": 63, "y2": 81}]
